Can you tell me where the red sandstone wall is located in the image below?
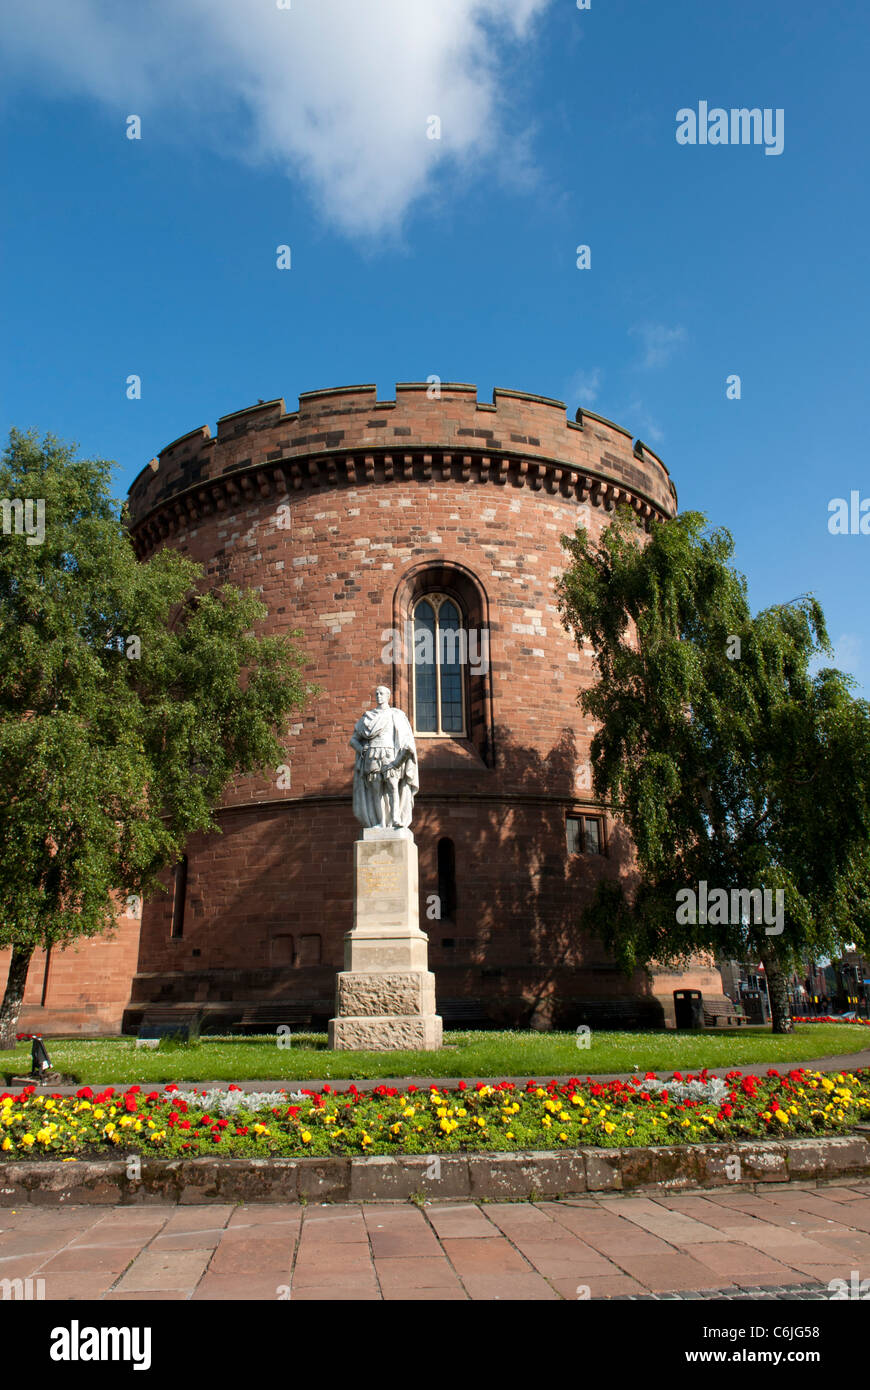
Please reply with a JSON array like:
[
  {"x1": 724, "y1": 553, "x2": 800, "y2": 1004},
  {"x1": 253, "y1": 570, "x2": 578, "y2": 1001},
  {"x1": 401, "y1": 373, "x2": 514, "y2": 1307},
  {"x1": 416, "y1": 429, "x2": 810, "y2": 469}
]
[
  {"x1": 122, "y1": 385, "x2": 695, "y2": 1030},
  {"x1": 12, "y1": 384, "x2": 721, "y2": 1033},
  {"x1": 0, "y1": 899, "x2": 142, "y2": 1036}
]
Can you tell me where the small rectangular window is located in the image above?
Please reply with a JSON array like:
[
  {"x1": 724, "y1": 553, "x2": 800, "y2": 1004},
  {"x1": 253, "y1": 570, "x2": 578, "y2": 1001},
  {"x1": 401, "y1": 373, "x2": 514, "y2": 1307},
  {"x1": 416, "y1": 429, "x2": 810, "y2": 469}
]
[
  {"x1": 567, "y1": 815, "x2": 603, "y2": 855},
  {"x1": 584, "y1": 817, "x2": 601, "y2": 855}
]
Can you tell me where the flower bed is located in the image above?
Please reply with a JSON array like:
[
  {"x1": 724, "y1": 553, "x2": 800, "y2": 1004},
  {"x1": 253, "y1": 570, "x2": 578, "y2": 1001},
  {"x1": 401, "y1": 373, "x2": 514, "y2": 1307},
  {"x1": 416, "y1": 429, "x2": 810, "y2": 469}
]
[
  {"x1": 792, "y1": 1015, "x2": 870, "y2": 1025},
  {"x1": 1, "y1": 1068, "x2": 868, "y2": 1161}
]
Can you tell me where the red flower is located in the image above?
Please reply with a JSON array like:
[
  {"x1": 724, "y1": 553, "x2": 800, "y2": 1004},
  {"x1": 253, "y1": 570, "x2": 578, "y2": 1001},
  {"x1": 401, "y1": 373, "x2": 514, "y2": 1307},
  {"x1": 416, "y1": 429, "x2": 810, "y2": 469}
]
[
  {"x1": 178, "y1": 1119, "x2": 191, "y2": 1130},
  {"x1": 76, "y1": 1087, "x2": 94, "y2": 1100},
  {"x1": 228, "y1": 1084, "x2": 242, "y2": 1092},
  {"x1": 236, "y1": 1126, "x2": 249, "y2": 1136}
]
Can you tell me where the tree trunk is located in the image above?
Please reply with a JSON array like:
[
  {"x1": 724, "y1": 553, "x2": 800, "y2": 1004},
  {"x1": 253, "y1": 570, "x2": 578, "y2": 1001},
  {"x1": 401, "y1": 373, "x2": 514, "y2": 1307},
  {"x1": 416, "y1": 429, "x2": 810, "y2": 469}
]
[
  {"x1": 0, "y1": 944, "x2": 34, "y2": 1050},
  {"x1": 761, "y1": 953, "x2": 794, "y2": 1034}
]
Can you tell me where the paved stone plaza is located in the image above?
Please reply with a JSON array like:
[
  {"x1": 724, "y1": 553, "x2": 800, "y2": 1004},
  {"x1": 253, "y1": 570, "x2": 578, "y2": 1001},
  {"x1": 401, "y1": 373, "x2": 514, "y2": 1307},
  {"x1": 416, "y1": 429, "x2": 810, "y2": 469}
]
[{"x1": 2, "y1": 1181, "x2": 868, "y2": 1301}]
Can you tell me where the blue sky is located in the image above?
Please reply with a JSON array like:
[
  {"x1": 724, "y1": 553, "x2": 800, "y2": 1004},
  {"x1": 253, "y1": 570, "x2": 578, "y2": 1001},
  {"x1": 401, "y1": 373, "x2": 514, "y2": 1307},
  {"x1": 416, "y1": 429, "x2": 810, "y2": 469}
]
[{"x1": 1, "y1": 0, "x2": 868, "y2": 691}]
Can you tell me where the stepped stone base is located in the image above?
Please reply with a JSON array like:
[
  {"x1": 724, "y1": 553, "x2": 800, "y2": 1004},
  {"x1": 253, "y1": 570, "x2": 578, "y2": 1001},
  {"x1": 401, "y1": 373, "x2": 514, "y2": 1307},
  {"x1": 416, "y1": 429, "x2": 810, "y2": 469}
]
[
  {"x1": 328, "y1": 1014, "x2": 443, "y2": 1052},
  {"x1": 328, "y1": 829, "x2": 442, "y2": 1052},
  {"x1": 336, "y1": 970, "x2": 437, "y2": 1018}
]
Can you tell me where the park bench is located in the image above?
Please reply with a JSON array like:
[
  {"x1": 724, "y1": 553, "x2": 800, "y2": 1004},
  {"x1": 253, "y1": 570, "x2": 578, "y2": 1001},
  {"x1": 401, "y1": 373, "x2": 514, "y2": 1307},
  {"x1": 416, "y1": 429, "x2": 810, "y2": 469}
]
[
  {"x1": 703, "y1": 999, "x2": 748, "y2": 1028},
  {"x1": 438, "y1": 999, "x2": 493, "y2": 1029},
  {"x1": 136, "y1": 1007, "x2": 204, "y2": 1044}
]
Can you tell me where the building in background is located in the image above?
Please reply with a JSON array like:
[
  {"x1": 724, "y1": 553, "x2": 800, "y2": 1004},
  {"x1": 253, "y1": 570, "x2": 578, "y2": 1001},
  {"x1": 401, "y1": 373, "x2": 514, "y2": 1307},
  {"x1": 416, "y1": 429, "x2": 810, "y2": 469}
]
[{"x1": 3, "y1": 384, "x2": 727, "y2": 1034}]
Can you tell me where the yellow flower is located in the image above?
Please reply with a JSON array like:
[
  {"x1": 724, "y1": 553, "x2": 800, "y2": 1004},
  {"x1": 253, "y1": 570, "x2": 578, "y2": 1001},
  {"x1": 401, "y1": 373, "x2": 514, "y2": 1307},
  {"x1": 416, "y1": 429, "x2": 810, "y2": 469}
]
[
  {"x1": 20, "y1": 1134, "x2": 35, "y2": 1147},
  {"x1": 774, "y1": 1110, "x2": 789, "y2": 1125},
  {"x1": 1, "y1": 1137, "x2": 12, "y2": 1151},
  {"x1": 604, "y1": 1122, "x2": 616, "y2": 1135},
  {"x1": 558, "y1": 1132, "x2": 568, "y2": 1142},
  {"x1": 505, "y1": 1131, "x2": 515, "y2": 1140},
  {"x1": 301, "y1": 1130, "x2": 312, "y2": 1143}
]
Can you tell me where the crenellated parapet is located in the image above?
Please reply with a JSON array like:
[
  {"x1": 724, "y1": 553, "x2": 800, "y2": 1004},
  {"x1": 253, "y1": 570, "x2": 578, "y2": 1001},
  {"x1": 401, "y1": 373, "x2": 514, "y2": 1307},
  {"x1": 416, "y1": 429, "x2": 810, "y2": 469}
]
[{"x1": 126, "y1": 383, "x2": 677, "y2": 556}]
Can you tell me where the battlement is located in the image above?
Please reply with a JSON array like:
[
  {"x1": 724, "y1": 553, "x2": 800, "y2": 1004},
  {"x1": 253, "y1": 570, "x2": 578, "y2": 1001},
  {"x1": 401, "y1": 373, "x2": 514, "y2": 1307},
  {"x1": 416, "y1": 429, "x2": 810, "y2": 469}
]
[{"x1": 127, "y1": 382, "x2": 678, "y2": 531}]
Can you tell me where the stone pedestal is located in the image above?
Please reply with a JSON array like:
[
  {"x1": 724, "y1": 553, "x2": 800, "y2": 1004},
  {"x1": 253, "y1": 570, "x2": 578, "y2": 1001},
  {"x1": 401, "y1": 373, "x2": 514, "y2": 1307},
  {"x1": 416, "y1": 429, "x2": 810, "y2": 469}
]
[{"x1": 328, "y1": 828, "x2": 442, "y2": 1051}]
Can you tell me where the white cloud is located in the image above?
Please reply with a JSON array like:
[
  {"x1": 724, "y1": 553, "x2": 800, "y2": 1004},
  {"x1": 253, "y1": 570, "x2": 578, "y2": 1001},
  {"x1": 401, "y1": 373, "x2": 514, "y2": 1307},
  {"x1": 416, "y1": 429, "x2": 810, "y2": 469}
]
[
  {"x1": 629, "y1": 322, "x2": 688, "y2": 370},
  {"x1": 617, "y1": 398, "x2": 664, "y2": 445},
  {"x1": 0, "y1": 0, "x2": 550, "y2": 236},
  {"x1": 567, "y1": 367, "x2": 603, "y2": 408},
  {"x1": 829, "y1": 632, "x2": 863, "y2": 677}
]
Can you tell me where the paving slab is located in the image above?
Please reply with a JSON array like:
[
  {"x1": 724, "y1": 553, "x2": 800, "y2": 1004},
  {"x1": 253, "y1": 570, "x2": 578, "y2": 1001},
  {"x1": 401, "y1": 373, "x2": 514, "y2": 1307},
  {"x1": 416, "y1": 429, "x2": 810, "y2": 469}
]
[{"x1": 0, "y1": 1177, "x2": 867, "y2": 1300}]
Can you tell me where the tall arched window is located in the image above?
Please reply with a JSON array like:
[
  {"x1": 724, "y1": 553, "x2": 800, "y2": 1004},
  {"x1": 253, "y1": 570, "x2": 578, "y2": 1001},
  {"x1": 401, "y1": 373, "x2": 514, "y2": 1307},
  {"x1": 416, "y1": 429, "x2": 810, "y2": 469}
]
[
  {"x1": 412, "y1": 594, "x2": 466, "y2": 735},
  {"x1": 170, "y1": 855, "x2": 188, "y2": 939},
  {"x1": 437, "y1": 838, "x2": 457, "y2": 919}
]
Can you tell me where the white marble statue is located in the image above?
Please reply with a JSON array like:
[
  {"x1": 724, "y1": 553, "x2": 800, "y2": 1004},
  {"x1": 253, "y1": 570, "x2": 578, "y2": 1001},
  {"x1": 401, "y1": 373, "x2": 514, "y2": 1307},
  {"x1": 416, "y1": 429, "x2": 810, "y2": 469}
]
[{"x1": 350, "y1": 685, "x2": 419, "y2": 830}]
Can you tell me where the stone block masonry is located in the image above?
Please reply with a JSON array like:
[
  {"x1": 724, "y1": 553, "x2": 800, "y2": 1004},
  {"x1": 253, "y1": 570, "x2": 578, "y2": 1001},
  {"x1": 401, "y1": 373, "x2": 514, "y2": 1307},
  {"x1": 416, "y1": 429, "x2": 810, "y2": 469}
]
[{"x1": 3, "y1": 384, "x2": 722, "y2": 1033}]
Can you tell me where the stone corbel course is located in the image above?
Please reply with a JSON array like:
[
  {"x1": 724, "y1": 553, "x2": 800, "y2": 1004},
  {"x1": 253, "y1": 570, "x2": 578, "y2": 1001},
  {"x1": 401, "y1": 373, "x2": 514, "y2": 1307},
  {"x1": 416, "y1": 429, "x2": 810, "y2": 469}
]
[{"x1": 1, "y1": 1136, "x2": 868, "y2": 1205}]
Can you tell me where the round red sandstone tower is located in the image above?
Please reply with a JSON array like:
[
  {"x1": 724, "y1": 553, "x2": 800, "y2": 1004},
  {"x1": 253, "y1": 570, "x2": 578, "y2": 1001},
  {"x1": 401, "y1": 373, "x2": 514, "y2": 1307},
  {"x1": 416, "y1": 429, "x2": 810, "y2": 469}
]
[{"x1": 124, "y1": 383, "x2": 715, "y2": 1032}]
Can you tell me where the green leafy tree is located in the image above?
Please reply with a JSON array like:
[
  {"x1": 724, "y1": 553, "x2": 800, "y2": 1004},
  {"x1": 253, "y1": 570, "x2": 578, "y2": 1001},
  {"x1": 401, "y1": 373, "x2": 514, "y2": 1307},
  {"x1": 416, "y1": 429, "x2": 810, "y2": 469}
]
[
  {"x1": 0, "y1": 430, "x2": 315, "y2": 1047},
  {"x1": 557, "y1": 507, "x2": 870, "y2": 1033}
]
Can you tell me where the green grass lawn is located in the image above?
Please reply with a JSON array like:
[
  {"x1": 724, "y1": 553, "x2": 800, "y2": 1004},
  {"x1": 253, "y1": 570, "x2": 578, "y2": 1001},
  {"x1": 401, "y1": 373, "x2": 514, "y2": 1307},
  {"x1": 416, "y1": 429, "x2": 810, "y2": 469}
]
[{"x1": 3, "y1": 1023, "x2": 868, "y2": 1085}]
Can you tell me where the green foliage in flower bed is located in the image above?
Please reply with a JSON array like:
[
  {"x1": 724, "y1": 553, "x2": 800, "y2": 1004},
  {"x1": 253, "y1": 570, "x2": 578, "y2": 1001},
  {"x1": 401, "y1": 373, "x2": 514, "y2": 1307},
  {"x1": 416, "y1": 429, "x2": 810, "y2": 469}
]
[
  {"x1": 3, "y1": 1024, "x2": 869, "y2": 1084},
  {"x1": 2, "y1": 1068, "x2": 868, "y2": 1160}
]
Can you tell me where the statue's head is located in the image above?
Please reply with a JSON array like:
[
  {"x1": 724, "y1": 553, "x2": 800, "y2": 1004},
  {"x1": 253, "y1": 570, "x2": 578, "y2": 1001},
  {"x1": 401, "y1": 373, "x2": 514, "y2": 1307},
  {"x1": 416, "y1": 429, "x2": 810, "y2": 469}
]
[{"x1": 374, "y1": 685, "x2": 390, "y2": 707}]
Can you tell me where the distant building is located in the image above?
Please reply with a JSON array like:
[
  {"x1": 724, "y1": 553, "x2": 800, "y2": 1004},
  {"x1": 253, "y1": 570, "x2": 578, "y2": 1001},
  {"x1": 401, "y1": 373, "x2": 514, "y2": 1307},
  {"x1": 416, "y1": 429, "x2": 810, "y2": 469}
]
[{"x1": 3, "y1": 384, "x2": 726, "y2": 1033}]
